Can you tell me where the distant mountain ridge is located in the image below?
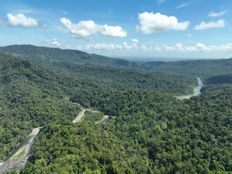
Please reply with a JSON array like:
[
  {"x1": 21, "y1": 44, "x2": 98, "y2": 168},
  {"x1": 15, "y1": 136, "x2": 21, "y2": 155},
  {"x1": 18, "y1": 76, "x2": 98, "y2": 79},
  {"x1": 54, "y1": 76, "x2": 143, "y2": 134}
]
[
  {"x1": 1, "y1": 45, "x2": 232, "y2": 80},
  {"x1": 0, "y1": 45, "x2": 134, "y2": 67},
  {"x1": 0, "y1": 45, "x2": 195, "y2": 94}
]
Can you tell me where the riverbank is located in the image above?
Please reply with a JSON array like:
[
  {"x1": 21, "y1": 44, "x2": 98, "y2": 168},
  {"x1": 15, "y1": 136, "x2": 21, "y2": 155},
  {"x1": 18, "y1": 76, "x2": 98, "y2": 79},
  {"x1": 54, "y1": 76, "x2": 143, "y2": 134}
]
[{"x1": 176, "y1": 77, "x2": 203, "y2": 100}]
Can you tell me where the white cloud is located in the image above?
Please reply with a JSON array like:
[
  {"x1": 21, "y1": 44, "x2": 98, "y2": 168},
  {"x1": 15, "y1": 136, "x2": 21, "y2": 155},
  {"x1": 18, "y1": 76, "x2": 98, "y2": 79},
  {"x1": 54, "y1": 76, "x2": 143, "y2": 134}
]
[
  {"x1": 75, "y1": 42, "x2": 232, "y2": 55},
  {"x1": 209, "y1": 11, "x2": 226, "y2": 17},
  {"x1": 85, "y1": 43, "x2": 124, "y2": 50},
  {"x1": 7, "y1": 13, "x2": 38, "y2": 27},
  {"x1": 60, "y1": 18, "x2": 97, "y2": 37},
  {"x1": 195, "y1": 43, "x2": 210, "y2": 51},
  {"x1": 60, "y1": 17, "x2": 127, "y2": 38},
  {"x1": 176, "y1": 43, "x2": 183, "y2": 50},
  {"x1": 194, "y1": 19, "x2": 225, "y2": 30},
  {"x1": 176, "y1": 3, "x2": 190, "y2": 9},
  {"x1": 131, "y1": 38, "x2": 139, "y2": 43},
  {"x1": 137, "y1": 12, "x2": 190, "y2": 34},
  {"x1": 100, "y1": 25, "x2": 127, "y2": 37},
  {"x1": 49, "y1": 38, "x2": 61, "y2": 47}
]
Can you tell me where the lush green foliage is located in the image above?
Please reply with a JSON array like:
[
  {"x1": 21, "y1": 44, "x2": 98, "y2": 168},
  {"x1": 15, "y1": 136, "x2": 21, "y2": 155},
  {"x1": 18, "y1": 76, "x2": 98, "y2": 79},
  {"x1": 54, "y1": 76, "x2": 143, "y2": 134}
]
[
  {"x1": 206, "y1": 74, "x2": 232, "y2": 84},
  {"x1": 0, "y1": 45, "x2": 195, "y2": 94},
  {"x1": 22, "y1": 87, "x2": 232, "y2": 173},
  {"x1": 0, "y1": 45, "x2": 232, "y2": 174},
  {"x1": 0, "y1": 52, "x2": 194, "y2": 161},
  {"x1": 0, "y1": 54, "x2": 81, "y2": 160},
  {"x1": 140, "y1": 59, "x2": 232, "y2": 79}
]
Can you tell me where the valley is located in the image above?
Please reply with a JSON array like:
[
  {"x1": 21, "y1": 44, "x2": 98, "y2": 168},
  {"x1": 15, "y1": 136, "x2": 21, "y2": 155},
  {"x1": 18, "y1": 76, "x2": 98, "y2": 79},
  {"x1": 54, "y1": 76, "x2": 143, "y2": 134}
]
[
  {"x1": 0, "y1": 46, "x2": 232, "y2": 173},
  {"x1": 0, "y1": 0, "x2": 232, "y2": 173},
  {"x1": 176, "y1": 77, "x2": 203, "y2": 100}
]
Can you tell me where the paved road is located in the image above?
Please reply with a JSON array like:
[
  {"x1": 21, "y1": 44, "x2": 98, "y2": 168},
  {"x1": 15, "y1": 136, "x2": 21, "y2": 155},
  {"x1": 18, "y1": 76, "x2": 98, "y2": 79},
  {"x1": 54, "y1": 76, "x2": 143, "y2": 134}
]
[
  {"x1": 72, "y1": 108, "x2": 86, "y2": 123},
  {"x1": 0, "y1": 127, "x2": 40, "y2": 174},
  {"x1": 72, "y1": 107, "x2": 101, "y2": 124},
  {"x1": 0, "y1": 104, "x2": 108, "y2": 173},
  {"x1": 95, "y1": 115, "x2": 109, "y2": 125}
]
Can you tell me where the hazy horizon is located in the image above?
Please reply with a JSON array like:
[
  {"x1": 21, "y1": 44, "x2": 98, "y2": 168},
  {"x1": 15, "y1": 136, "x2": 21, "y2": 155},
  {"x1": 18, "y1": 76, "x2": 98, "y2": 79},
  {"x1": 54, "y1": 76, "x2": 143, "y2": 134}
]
[{"x1": 0, "y1": 0, "x2": 232, "y2": 59}]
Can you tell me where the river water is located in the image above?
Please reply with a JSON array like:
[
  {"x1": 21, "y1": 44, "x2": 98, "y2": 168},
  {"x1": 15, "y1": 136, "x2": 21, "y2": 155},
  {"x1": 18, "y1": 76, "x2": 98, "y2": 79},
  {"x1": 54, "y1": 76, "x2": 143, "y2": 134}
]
[{"x1": 176, "y1": 77, "x2": 203, "y2": 100}]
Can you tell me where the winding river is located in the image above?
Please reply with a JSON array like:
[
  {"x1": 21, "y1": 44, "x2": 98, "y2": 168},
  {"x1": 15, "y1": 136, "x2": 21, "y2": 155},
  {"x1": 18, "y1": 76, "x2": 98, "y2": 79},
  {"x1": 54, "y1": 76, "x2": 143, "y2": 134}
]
[{"x1": 176, "y1": 77, "x2": 203, "y2": 100}]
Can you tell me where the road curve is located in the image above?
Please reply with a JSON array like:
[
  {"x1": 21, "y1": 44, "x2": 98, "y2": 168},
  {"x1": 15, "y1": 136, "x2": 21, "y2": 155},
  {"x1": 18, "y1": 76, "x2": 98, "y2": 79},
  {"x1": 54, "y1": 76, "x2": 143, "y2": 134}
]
[
  {"x1": 72, "y1": 107, "x2": 102, "y2": 124},
  {"x1": 95, "y1": 115, "x2": 109, "y2": 125},
  {"x1": 0, "y1": 127, "x2": 40, "y2": 174},
  {"x1": 72, "y1": 108, "x2": 86, "y2": 124}
]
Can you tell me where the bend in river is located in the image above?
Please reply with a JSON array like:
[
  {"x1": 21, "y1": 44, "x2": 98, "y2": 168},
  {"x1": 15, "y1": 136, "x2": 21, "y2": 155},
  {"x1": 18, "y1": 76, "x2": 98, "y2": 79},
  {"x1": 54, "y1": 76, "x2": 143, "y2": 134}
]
[{"x1": 176, "y1": 77, "x2": 203, "y2": 100}]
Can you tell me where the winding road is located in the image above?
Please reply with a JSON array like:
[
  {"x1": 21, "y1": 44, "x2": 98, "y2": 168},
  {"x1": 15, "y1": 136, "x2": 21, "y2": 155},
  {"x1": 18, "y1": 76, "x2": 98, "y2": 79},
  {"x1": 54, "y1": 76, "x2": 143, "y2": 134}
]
[
  {"x1": 0, "y1": 76, "x2": 201, "y2": 174},
  {"x1": 176, "y1": 77, "x2": 203, "y2": 100},
  {"x1": 72, "y1": 107, "x2": 103, "y2": 124},
  {"x1": 0, "y1": 102, "x2": 109, "y2": 173},
  {"x1": 0, "y1": 127, "x2": 40, "y2": 174},
  {"x1": 72, "y1": 108, "x2": 86, "y2": 124},
  {"x1": 95, "y1": 115, "x2": 109, "y2": 125}
]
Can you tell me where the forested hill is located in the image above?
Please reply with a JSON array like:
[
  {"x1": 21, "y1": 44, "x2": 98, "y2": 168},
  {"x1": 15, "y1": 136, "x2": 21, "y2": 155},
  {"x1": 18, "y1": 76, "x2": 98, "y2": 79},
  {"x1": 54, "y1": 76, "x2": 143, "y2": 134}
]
[
  {"x1": 0, "y1": 53, "x2": 83, "y2": 160},
  {"x1": 141, "y1": 59, "x2": 232, "y2": 79},
  {"x1": 0, "y1": 45, "x2": 195, "y2": 94},
  {"x1": 1, "y1": 48, "x2": 232, "y2": 173},
  {"x1": 0, "y1": 45, "x2": 133, "y2": 67},
  {"x1": 206, "y1": 74, "x2": 232, "y2": 84},
  {"x1": 1, "y1": 45, "x2": 232, "y2": 80},
  {"x1": 0, "y1": 52, "x2": 193, "y2": 161}
]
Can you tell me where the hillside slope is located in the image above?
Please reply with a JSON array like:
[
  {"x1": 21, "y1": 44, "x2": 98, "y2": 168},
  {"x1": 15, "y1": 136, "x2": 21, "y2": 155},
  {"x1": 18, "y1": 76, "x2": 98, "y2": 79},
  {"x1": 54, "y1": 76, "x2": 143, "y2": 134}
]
[
  {"x1": 0, "y1": 52, "x2": 194, "y2": 161},
  {"x1": 206, "y1": 74, "x2": 232, "y2": 84},
  {"x1": 1, "y1": 45, "x2": 232, "y2": 81},
  {"x1": 0, "y1": 45, "x2": 195, "y2": 94},
  {"x1": 0, "y1": 54, "x2": 81, "y2": 160},
  {"x1": 0, "y1": 45, "x2": 132, "y2": 67},
  {"x1": 140, "y1": 59, "x2": 232, "y2": 79},
  {"x1": 0, "y1": 48, "x2": 232, "y2": 173}
]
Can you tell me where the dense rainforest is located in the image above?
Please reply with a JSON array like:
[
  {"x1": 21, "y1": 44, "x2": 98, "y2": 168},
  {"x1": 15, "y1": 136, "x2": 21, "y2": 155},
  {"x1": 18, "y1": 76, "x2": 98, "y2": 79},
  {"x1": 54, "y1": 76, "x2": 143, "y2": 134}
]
[
  {"x1": 206, "y1": 74, "x2": 232, "y2": 84},
  {"x1": 0, "y1": 52, "x2": 194, "y2": 161},
  {"x1": 1, "y1": 45, "x2": 232, "y2": 79},
  {"x1": 0, "y1": 45, "x2": 232, "y2": 173},
  {"x1": 22, "y1": 85, "x2": 232, "y2": 174}
]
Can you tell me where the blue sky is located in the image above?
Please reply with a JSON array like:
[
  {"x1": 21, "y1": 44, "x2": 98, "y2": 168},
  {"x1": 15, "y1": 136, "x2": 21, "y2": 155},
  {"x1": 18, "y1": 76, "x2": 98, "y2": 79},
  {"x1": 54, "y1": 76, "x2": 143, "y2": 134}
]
[{"x1": 0, "y1": 0, "x2": 232, "y2": 59}]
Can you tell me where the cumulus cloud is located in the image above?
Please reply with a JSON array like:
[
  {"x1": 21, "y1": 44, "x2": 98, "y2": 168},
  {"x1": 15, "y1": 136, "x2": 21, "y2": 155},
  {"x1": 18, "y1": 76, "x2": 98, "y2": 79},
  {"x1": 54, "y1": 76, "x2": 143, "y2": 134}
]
[
  {"x1": 194, "y1": 19, "x2": 225, "y2": 30},
  {"x1": 100, "y1": 25, "x2": 127, "y2": 37},
  {"x1": 7, "y1": 13, "x2": 38, "y2": 27},
  {"x1": 49, "y1": 38, "x2": 61, "y2": 47},
  {"x1": 195, "y1": 43, "x2": 210, "y2": 51},
  {"x1": 60, "y1": 17, "x2": 127, "y2": 38},
  {"x1": 137, "y1": 12, "x2": 190, "y2": 34},
  {"x1": 170, "y1": 42, "x2": 232, "y2": 53},
  {"x1": 76, "y1": 42, "x2": 232, "y2": 55},
  {"x1": 209, "y1": 11, "x2": 226, "y2": 17}
]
